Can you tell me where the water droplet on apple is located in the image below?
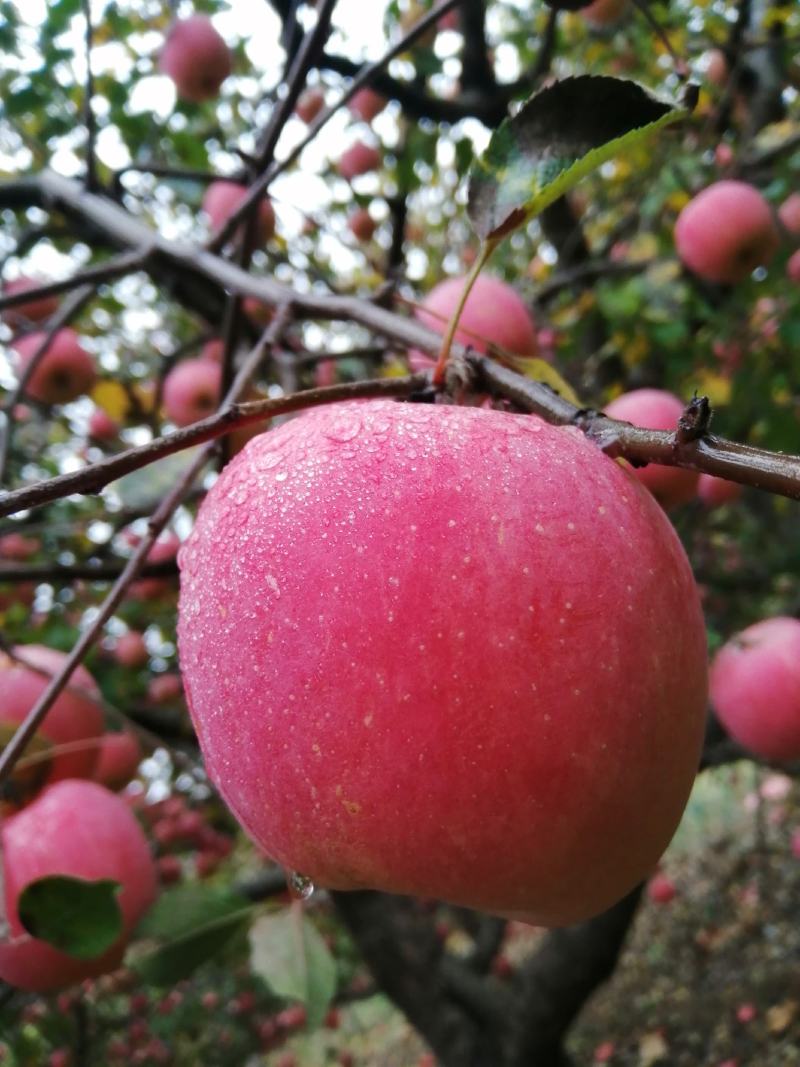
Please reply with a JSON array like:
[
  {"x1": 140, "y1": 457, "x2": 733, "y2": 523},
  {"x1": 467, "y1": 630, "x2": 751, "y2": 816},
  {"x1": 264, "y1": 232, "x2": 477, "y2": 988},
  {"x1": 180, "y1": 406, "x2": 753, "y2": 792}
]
[{"x1": 287, "y1": 870, "x2": 315, "y2": 900}]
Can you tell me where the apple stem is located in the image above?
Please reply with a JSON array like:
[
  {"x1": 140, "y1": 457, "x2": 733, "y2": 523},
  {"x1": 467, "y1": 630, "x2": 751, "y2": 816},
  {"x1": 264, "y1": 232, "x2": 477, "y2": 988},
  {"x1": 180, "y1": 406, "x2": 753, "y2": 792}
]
[{"x1": 431, "y1": 239, "x2": 497, "y2": 388}]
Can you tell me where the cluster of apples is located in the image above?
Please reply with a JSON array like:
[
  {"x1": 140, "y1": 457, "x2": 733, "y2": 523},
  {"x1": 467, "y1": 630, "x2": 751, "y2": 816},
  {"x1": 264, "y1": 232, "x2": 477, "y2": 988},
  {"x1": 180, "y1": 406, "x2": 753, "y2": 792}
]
[{"x1": 141, "y1": 792, "x2": 233, "y2": 885}]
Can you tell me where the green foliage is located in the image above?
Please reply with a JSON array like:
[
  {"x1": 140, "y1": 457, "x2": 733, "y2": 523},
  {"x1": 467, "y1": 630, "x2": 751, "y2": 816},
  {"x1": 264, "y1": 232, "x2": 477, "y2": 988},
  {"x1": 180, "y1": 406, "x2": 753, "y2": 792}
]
[{"x1": 18, "y1": 876, "x2": 122, "y2": 959}]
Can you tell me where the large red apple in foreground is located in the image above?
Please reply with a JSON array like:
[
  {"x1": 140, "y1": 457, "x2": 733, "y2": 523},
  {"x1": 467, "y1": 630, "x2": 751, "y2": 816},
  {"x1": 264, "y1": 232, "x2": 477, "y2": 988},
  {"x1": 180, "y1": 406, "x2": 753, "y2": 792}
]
[
  {"x1": 674, "y1": 181, "x2": 778, "y2": 285},
  {"x1": 604, "y1": 388, "x2": 699, "y2": 509},
  {"x1": 0, "y1": 646, "x2": 104, "y2": 787},
  {"x1": 710, "y1": 617, "x2": 800, "y2": 761},
  {"x1": 178, "y1": 401, "x2": 707, "y2": 924},
  {"x1": 0, "y1": 780, "x2": 157, "y2": 991},
  {"x1": 158, "y1": 15, "x2": 232, "y2": 103},
  {"x1": 12, "y1": 328, "x2": 96, "y2": 405}
]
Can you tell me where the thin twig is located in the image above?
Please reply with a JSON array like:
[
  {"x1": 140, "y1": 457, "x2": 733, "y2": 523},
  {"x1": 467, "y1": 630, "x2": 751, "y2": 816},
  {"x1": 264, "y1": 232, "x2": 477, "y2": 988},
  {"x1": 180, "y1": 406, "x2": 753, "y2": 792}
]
[
  {"x1": 0, "y1": 251, "x2": 147, "y2": 317},
  {"x1": 81, "y1": 0, "x2": 98, "y2": 190}
]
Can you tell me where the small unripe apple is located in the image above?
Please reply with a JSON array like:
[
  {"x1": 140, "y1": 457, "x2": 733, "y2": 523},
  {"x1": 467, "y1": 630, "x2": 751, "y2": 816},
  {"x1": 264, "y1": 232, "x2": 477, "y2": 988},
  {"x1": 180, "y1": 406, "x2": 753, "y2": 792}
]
[
  {"x1": 604, "y1": 389, "x2": 699, "y2": 509},
  {"x1": 0, "y1": 780, "x2": 157, "y2": 991},
  {"x1": 158, "y1": 16, "x2": 232, "y2": 103},
  {"x1": 411, "y1": 273, "x2": 538, "y2": 370},
  {"x1": 88, "y1": 408, "x2": 119, "y2": 442},
  {"x1": 348, "y1": 207, "x2": 377, "y2": 242},
  {"x1": 114, "y1": 632, "x2": 148, "y2": 669},
  {"x1": 348, "y1": 88, "x2": 387, "y2": 123},
  {"x1": 93, "y1": 732, "x2": 142, "y2": 791},
  {"x1": 163, "y1": 358, "x2": 221, "y2": 427},
  {"x1": 178, "y1": 401, "x2": 707, "y2": 924},
  {"x1": 1, "y1": 277, "x2": 59, "y2": 327},
  {"x1": 697, "y1": 472, "x2": 742, "y2": 508},
  {"x1": 0, "y1": 646, "x2": 103, "y2": 786},
  {"x1": 710, "y1": 617, "x2": 800, "y2": 761},
  {"x1": 582, "y1": 0, "x2": 628, "y2": 28},
  {"x1": 12, "y1": 329, "x2": 96, "y2": 405},
  {"x1": 778, "y1": 193, "x2": 800, "y2": 236},
  {"x1": 295, "y1": 87, "x2": 325, "y2": 124},
  {"x1": 337, "y1": 141, "x2": 381, "y2": 180},
  {"x1": 202, "y1": 181, "x2": 275, "y2": 245},
  {"x1": 674, "y1": 181, "x2": 779, "y2": 285}
]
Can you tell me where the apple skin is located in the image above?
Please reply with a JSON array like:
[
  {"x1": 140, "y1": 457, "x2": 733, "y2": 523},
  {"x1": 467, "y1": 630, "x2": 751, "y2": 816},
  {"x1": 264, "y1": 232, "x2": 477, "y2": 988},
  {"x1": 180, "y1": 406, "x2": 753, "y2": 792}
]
[
  {"x1": 0, "y1": 779, "x2": 157, "y2": 991},
  {"x1": 12, "y1": 328, "x2": 96, "y2": 405},
  {"x1": 647, "y1": 871, "x2": 676, "y2": 904},
  {"x1": 202, "y1": 180, "x2": 275, "y2": 245},
  {"x1": 0, "y1": 533, "x2": 40, "y2": 561},
  {"x1": 0, "y1": 646, "x2": 104, "y2": 786},
  {"x1": 348, "y1": 207, "x2": 377, "y2": 242},
  {"x1": 114, "y1": 632, "x2": 148, "y2": 669},
  {"x1": 88, "y1": 408, "x2": 119, "y2": 442},
  {"x1": 411, "y1": 274, "x2": 538, "y2": 371},
  {"x1": 296, "y1": 87, "x2": 325, "y2": 124},
  {"x1": 778, "y1": 193, "x2": 800, "y2": 236},
  {"x1": 604, "y1": 389, "x2": 699, "y2": 509},
  {"x1": 158, "y1": 15, "x2": 232, "y2": 103},
  {"x1": 163, "y1": 358, "x2": 221, "y2": 427},
  {"x1": 704, "y1": 49, "x2": 728, "y2": 86},
  {"x1": 710, "y1": 617, "x2": 800, "y2": 762},
  {"x1": 177, "y1": 400, "x2": 708, "y2": 925},
  {"x1": 128, "y1": 531, "x2": 180, "y2": 601},
  {"x1": 697, "y1": 472, "x2": 742, "y2": 508},
  {"x1": 93, "y1": 732, "x2": 142, "y2": 791},
  {"x1": 788, "y1": 249, "x2": 800, "y2": 284},
  {"x1": 337, "y1": 141, "x2": 381, "y2": 180},
  {"x1": 348, "y1": 88, "x2": 386, "y2": 123},
  {"x1": 582, "y1": 0, "x2": 628, "y2": 27},
  {"x1": 1, "y1": 277, "x2": 59, "y2": 327},
  {"x1": 674, "y1": 181, "x2": 779, "y2": 285}
]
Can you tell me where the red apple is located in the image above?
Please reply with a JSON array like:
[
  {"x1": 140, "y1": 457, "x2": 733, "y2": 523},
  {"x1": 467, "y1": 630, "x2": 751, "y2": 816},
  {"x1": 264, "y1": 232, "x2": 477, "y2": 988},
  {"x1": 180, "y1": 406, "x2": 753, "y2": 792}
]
[
  {"x1": 0, "y1": 533, "x2": 40, "y2": 561},
  {"x1": 604, "y1": 389, "x2": 699, "y2": 509},
  {"x1": 1, "y1": 277, "x2": 59, "y2": 327},
  {"x1": 0, "y1": 646, "x2": 103, "y2": 787},
  {"x1": 582, "y1": 0, "x2": 628, "y2": 28},
  {"x1": 710, "y1": 617, "x2": 800, "y2": 761},
  {"x1": 348, "y1": 207, "x2": 377, "y2": 242},
  {"x1": 147, "y1": 672, "x2": 183, "y2": 705},
  {"x1": 158, "y1": 15, "x2": 232, "y2": 103},
  {"x1": 114, "y1": 632, "x2": 148, "y2": 669},
  {"x1": 88, "y1": 408, "x2": 119, "y2": 442},
  {"x1": 647, "y1": 871, "x2": 677, "y2": 904},
  {"x1": 697, "y1": 472, "x2": 742, "y2": 508},
  {"x1": 296, "y1": 87, "x2": 325, "y2": 124},
  {"x1": 348, "y1": 88, "x2": 387, "y2": 123},
  {"x1": 93, "y1": 732, "x2": 142, "y2": 791},
  {"x1": 788, "y1": 249, "x2": 800, "y2": 283},
  {"x1": 337, "y1": 141, "x2": 381, "y2": 180},
  {"x1": 704, "y1": 49, "x2": 728, "y2": 86},
  {"x1": 11, "y1": 329, "x2": 96, "y2": 405},
  {"x1": 778, "y1": 193, "x2": 800, "y2": 236},
  {"x1": 129, "y1": 531, "x2": 180, "y2": 601},
  {"x1": 177, "y1": 400, "x2": 707, "y2": 924},
  {"x1": 0, "y1": 779, "x2": 157, "y2": 991},
  {"x1": 411, "y1": 273, "x2": 538, "y2": 370},
  {"x1": 162, "y1": 358, "x2": 221, "y2": 427},
  {"x1": 202, "y1": 180, "x2": 275, "y2": 245},
  {"x1": 674, "y1": 181, "x2": 779, "y2": 285},
  {"x1": 201, "y1": 339, "x2": 225, "y2": 363}
]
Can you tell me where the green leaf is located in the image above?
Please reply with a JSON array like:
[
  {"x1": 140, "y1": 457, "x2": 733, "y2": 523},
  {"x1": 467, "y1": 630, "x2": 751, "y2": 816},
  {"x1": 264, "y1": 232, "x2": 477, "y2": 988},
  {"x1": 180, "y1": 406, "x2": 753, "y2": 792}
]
[
  {"x1": 468, "y1": 76, "x2": 695, "y2": 241},
  {"x1": 134, "y1": 884, "x2": 251, "y2": 986},
  {"x1": 18, "y1": 876, "x2": 122, "y2": 960},
  {"x1": 249, "y1": 908, "x2": 337, "y2": 1030}
]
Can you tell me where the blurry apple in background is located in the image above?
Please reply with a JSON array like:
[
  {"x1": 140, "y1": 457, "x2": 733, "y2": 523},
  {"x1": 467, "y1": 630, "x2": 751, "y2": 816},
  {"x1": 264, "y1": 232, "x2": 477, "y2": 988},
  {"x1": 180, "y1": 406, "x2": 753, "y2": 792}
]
[
  {"x1": 710, "y1": 617, "x2": 800, "y2": 761},
  {"x1": 113, "y1": 632, "x2": 148, "y2": 669},
  {"x1": 202, "y1": 181, "x2": 276, "y2": 245},
  {"x1": 348, "y1": 88, "x2": 387, "y2": 123},
  {"x1": 337, "y1": 141, "x2": 381, "y2": 180},
  {"x1": 348, "y1": 207, "x2": 377, "y2": 242},
  {"x1": 162, "y1": 358, "x2": 221, "y2": 427},
  {"x1": 582, "y1": 0, "x2": 628, "y2": 29},
  {"x1": 12, "y1": 329, "x2": 96, "y2": 405},
  {"x1": 128, "y1": 531, "x2": 181, "y2": 601},
  {"x1": 158, "y1": 15, "x2": 232, "y2": 103},
  {"x1": 88, "y1": 408, "x2": 119, "y2": 442},
  {"x1": 788, "y1": 249, "x2": 800, "y2": 283},
  {"x1": 0, "y1": 779, "x2": 157, "y2": 991},
  {"x1": 295, "y1": 87, "x2": 325, "y2": 124},
  {"x1": 1, "y1": 276, "x2": 59, "y2": 327},
  {"x1": 704, "y1": 48, "x2": 729, "y2": 87},
  {"x1": 200, "y1": 339, "x2": 225, "y2": 363},
  {"x1": 147, "y1": 673, "x2": 183, "y2": 705},
  {"x1": 778, "y1": 193, "x2": 800, "y2": 236},
  {"x1": 674, "y1": 181, "x2": 779, "y2": 284},
  {"x1": 647, "y1": 871, "x2": 677, "y2": 904},
  {"x1": 0, "y1": 532, "x2": 40, "y2": 561},
  {"x1": 604, "y1": 389, "x2": 699, "y2": 509},
  {"x1": 93, "y1": 731, "x2": 142, "y2": 791},
  {"x1": 697, "y1": 473, "x2": 742, "y2": 508}
]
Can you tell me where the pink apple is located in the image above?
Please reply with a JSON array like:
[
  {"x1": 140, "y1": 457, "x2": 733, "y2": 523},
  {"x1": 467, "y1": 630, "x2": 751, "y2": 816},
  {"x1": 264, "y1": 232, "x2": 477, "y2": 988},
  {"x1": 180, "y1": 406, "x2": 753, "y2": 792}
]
[
  {"x1": 202, "y1": 180, "x2": 276, "y2": 245},
  {"x1": 242, "y1": 298, "x2": 273, "y2": 326},
  {"x1": 12, "y1": 329, "x2": 96, "y2": 405},
  {"x1": 348, "y1": 88, "x2": 387, "y2": 123},
  {"x1": 0, "y1": 779, "x2": 157, "y2": 991},
  {"x1": 778, "y1": 193, "x2": 800, "y2": 236},
  {"x1": 674, "y1": 181, "x2": 779, "y2": 285},
  {"x1": 710, "y1": 617, "x2": 800, "y2": 761},
  {"x1": 88, "y1": 408, "x2": 119, "y2": 442},
  {"x1": 158, "y1": 15, "x2": 232, "y2": 103},
  {"x1": 604, "y1": 389, "x2": 699, "y2": 509},
  {"x1": 147, "y1": 673, "x2": 183, "y2": 705},
  {"x1": 129, "y1": 531, "x2": 181, "y2": 601},
  {"x1": 114, "y1": 632, "x2": 148, "y2": 669},
  {"x1": 788, "y1": 249, "x2": 800, "y2": 283},
  {"x1": 704, "y1": 49, "x2": 728, "y2": 86},
  {"x1": 337, "y1": 141, "x2": 381, "y2": 180},
  {"x1": 296, "y1": 87, "x2": 325, "y2": 124},
  {"x1": 0, "y1": 646, "x2": 103, "y2": 787},
  {"x1": 582, "y1": 0, "x2": 628, "y2": 28},
  {"x1": 201, "y1": 339, "x2": 225, "y2": 363},
  {"x1": 0, "y1": 533, "x2": 40, "y2": 561},
  {"x1": 177, "y1": 400, "x2": 707, "y2": 924},
  {"x1": 348, "y1": 207, "x2": 377, "y2": 242},
  {"x1": 714, "y1": 143, "x2": 734, "y2": 169},
  {"x1": 411, "y1": 273, "x2": 538, "y2": 370},
  {"x1": 93, "y1": 732, "x2": 142, "y2": 791},
  {"x1": 647, "y1": 871, "x2": 677, "y2": 904},
  {"x1": 1, "y1": 277, "x2": 59, "y2": 327},
  {"x1": 162, "y1": 358, "x2": 221, "y2": 427},
  {"x1": 697, "y1": 473, "x2": 742, "y2": 508}
]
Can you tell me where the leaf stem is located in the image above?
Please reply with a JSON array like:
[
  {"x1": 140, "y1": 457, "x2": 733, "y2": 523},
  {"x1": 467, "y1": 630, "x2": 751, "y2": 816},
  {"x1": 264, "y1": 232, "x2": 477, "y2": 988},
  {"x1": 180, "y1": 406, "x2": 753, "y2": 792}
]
[{"x1": 431, "y1": 239, "x2": 497, "y2": 387}]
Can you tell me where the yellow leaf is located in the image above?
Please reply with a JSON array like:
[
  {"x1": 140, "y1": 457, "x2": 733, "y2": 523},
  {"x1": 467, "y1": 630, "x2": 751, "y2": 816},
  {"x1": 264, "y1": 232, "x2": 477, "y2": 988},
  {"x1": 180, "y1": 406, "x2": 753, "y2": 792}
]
[
  {"x1": 515, "y1": 358, "x2": 582, "y2": 406},
  {"x1": 766, "y1": 1000, "x2": 798, "y2": 1034},
  {"x1": 666, "y1": 191, "x2": 690, "y2": 213},
  {"x1": 91, "y1": 380, "x2": 130, "y2": 421},
  {"x1": 691, "y1": 371, "x2": 731, "y2": 407},
  {"x1": 638, "y1": 1030, "x2": 669, "y2": 1066}
]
